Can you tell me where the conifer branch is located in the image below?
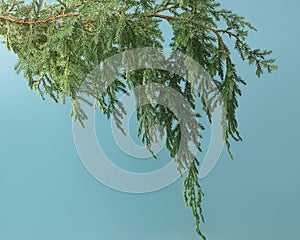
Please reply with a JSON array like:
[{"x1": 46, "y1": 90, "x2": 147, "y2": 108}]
[
  {"x1": 217, "y1": 29, "x2": 240, "y2": 39},
  {"x1": 0, "y1": 12, "x2": 79, "y2": 25},
  {"x1": 7, "y1": 1, "x2": 17, "y2": 13},
  {"x1": 207, "y1": 26, "x2": 231, "y2": 66},
  {"x1": 0, "y1": 1, "x2": 277, "y2": 239},
  {"x1": 150, "y1": 6, "x2": 174, "y2": 15},
  {"x1": 146, "y1": 13, "x2": 176, "y2": 21},
  {"x1": 145, "y1": 10, "x2": 232, "y2": 68},
  {"x1": 146, "y1": 5, "x2": 177, "y2": 21}
]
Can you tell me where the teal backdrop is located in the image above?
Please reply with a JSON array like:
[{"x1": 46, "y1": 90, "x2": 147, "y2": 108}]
[{"x1": 0, "y1": 1, "x2": 299, "y2": 239}]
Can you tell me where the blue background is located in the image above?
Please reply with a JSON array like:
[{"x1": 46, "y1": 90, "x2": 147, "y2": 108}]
[{"x1": 1, "y1": 0, "x2": 299, "y2": 239}]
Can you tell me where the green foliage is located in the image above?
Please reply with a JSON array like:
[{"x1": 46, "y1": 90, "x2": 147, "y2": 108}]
[{"x1": 0, "y1": 0, "x2": 277, "y2": 238}]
